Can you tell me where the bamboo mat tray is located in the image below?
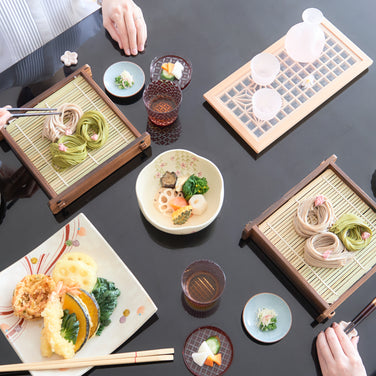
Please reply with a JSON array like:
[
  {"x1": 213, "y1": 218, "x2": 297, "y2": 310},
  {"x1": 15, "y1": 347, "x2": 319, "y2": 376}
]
[
  {"x1": 204, "y1": 18, "x2": 373, "y2": 154},
  {"x1": 242, "y1": 155, "x2": 376, "y2": 322},
  {"x1": 0, "y1": 65, "x2": 150, "y2": 214}
]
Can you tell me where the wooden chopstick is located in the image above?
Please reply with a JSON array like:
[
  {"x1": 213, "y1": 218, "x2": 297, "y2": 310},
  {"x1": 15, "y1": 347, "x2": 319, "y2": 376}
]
[
  {"x1": 0, "y1": 348, "x2": 174, "y2": 372},
  {"x1": 344, "y1": 297, "x2": 376, "y2": 334}
]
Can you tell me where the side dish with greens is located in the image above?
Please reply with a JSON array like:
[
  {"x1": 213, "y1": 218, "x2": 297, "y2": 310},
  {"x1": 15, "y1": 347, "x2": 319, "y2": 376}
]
[{"x1": 154, "y1": 171, "x2": 210, "y2": 225}]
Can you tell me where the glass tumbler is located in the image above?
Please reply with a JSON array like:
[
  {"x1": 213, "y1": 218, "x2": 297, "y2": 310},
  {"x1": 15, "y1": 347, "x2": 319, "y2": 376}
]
[
  {"x1": 181, "y1": 259, "x2": 226, "y2": 311},
  {"x1": 143, "y1": 80, "x2": 182, "y2": 126}
]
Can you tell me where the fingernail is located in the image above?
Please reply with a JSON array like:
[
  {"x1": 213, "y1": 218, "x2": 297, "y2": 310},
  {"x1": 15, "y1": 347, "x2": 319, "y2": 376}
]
[
  {"x1": 131, "y1": 48, "x2": 138, "y2": 55},
  {"x1": 332, "y1": 322, "x2": 338, "y2": 328},
  {"x1": 125, "y1": 49, "x2": 131, "y2": 56},
  {"x1": 138, "y1": 45, "x2": 144, "y2": 52},
  {"x1": 355, "y1": 336, "x2": 360, "y2": 344}
]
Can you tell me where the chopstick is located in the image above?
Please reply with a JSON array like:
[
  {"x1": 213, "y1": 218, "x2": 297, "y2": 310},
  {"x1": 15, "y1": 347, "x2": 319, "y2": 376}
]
[
  {"x1": 10, "y1": 112, "x2": 61, "y2": 118},
  {"x1": 0, "y1": 348, "x2": 174, "y2": 372},
  {"x1": 8, "y1": 107, "x2": 61, "y2": 118},
  {"x1": 344, "y1": 297, "x2": 376, "y2": 334},
  {"x1": 9, "y1": 108, "x2": 59, "y2": 111}
]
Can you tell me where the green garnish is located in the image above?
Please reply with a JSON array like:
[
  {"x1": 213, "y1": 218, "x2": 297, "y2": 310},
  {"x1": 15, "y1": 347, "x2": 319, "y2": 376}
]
[
  {"x1": 60, "y1": 309, "x2": 79, "y2": 344},
  {"x1": 92, "y1": 277, "x2": 121, "y2": 335},
  {"x1": 182, "y1": 175, "x2": 209, "y2": 201},
  {"x1": 259, "y1": 317, "x2": 277, "y2": 332},
  {"x1": 115, "y1": 70, "x2": 134, "y2": 89}
]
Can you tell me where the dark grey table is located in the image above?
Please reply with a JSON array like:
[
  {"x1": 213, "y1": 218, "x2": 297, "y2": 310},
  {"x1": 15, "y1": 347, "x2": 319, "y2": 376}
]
[{"x1": 1, "y1": 1, "x2": 376, "y2": 375}]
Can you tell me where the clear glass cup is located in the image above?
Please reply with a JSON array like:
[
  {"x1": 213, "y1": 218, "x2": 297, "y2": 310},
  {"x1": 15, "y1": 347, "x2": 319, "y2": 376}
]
[
  {"x1": 252, "y1": 88, "x2": 282, "y2": 121},
  {"x1": 143, "y1": 80, "x2": 182, "y2": 126},
  {"x1": 250, "y1": 53, "x2": 280, "y2": 86},
  {"x1": 181, "y1": 260, "x2": 226, "y2": 311}
]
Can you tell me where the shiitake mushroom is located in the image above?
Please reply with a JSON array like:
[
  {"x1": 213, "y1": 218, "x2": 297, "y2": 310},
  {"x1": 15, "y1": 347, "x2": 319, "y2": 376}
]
[{"x1": 160, "y1": 171, "x2": 177, "y2": 188}]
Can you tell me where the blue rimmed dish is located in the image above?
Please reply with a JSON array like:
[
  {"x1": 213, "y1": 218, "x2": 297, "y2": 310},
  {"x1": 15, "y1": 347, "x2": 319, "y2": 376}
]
[
  {"x1": 242, "y1": 292, "x2": 292, "y2": 343},
  {"x1": 103, "y1": 61, "x2": 145, "y2": 97}
]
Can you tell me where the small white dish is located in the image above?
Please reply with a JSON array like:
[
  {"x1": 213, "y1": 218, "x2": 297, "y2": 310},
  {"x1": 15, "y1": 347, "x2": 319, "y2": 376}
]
[
  {"x1": 103, "y1": 61, "x2": 145, "y2": 97},
  {"x1": 242, "y1": 293, "x2": 292, "y2": 343},
  {"x1": 135, "y1": 149, "x2": 224, "y2": 235}
]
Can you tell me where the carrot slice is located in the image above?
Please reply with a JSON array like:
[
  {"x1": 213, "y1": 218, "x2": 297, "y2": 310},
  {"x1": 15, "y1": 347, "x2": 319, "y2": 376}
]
[
  {"x1": 161, "y1": 63, "x2": 169, "y2": 71},
  {"x1": 169, "y1": 196, "x2": 188, "y2": 211},
  {"x1": 167, "y1": 62, "x2": 175, "y2": 74},
  {"x1": 212, "y1": 353, "x2": 222, "y2": 366},
  {"x1": 204, "y1": 356, "x2": 214, "y2": 367}
]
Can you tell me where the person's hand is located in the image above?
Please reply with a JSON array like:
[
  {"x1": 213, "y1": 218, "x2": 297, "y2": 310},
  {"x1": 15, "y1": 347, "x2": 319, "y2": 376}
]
[
  {"x1": 102, "y1": 0, "x2": 147, "y2": 56},
  {"x1": 316, "y1": 322, "x2": 366, "y2": 376},
  {"x1": 0, "y1": 105, "x2": 11, "y2": 129}
]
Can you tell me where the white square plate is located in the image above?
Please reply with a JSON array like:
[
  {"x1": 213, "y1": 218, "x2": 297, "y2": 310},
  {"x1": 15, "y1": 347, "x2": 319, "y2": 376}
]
[{"x1": 0, "y1": 213, "x2": 157, "y2": 376}]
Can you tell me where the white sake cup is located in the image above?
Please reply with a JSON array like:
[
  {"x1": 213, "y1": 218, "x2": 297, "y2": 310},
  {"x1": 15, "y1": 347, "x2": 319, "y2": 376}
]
[
  {"x1": 250, "y1": 53, "x2": 280, "y2": 85},
  {"x1": 252, "y1": 88, "x2": 282, "y2": 121}
]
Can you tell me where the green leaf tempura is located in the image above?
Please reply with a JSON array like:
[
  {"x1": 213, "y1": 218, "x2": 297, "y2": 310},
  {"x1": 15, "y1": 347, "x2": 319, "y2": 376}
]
[
  {"x1": 92, "y1": 277, "x2": 121, "y2": 335},
  {"x1": 182, "y1": 175, "x2": 209, "y2": 201},
  {"x1": 60, "y1": 309, "x2": 79, "y2": 344}
]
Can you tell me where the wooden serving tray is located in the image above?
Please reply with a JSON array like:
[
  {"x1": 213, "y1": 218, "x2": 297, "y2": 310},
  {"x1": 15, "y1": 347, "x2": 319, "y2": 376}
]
[
  {"x1": 242, "y1": 156, "x2": 376, "y2": 322},
  {"x1": 204, "y1": 18, "x2": 373, "y2": 153},
  {"x1": 0, "y1": 65, "x2": 150, "y2": 214}
]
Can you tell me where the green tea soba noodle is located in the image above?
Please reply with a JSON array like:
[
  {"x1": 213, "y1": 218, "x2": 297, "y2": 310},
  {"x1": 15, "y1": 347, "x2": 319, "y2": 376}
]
[
  {"x1": 50, "y1": 135, "x2": 87, "y2": 170},
  {"x1": 76, "y1": 110, "x2": 108, "y2": 150}
]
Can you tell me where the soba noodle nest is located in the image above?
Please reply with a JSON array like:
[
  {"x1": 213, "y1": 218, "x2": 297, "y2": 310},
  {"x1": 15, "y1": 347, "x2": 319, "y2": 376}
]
[
  {"x1": 293, "y1": 195, "x2": 335, "y2": 238},
  {"x1": 42, "y1": 103, "x2": 83, "y2": 142},
  {"x1": 50, "y1": 135, "x2": 87, "y2": 170},
  {"x1": 330, "y1": 213, "x2": 372, "y2": 252},
  {"x1": 303, "y1": 232, "x2": 353, "y2": 268},
  {"x1": 76, "y1": 110, "x2": 109, "y2": 150}
]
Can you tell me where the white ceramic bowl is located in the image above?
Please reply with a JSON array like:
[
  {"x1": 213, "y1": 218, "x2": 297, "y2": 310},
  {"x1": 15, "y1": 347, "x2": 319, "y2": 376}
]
[{"x1": 136, "y1": 149, "x2": 224, "y2": 235}]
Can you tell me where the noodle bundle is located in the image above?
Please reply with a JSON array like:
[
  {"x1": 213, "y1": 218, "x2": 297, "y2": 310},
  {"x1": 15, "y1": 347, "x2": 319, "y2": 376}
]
[
  {"x1": 330, "y1": 213, "x2": 372, "y2": 252},
  {"x1": 43, "y1": 103, "x2": 83, "y2": 142},
  {"x1": 76, "y1": 111, "x2": 108, "y2": 150},
  {"x1": 293, "y1": 195, "x2": 335, "y2": 237},
  {"x1": 50, "y1": 135, "x2": 87, "y2": 170},
  {"x1": 304, "y1": 232, "x2": 353, "y2": 268}
]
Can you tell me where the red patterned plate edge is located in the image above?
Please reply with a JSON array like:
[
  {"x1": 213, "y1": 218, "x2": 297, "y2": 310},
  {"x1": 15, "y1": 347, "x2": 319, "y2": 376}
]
[
  {"x1": 150, "y1": 55, "x2": 192, "y2": 89},
  {"x1": 182, "y1": 326, "x2": 234, "y2": 376}
]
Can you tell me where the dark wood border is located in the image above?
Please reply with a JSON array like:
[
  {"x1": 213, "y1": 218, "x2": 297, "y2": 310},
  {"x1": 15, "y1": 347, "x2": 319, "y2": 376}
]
[
  {"x1": 242, "y1": 155, "x2": 376, "y2": 322},
  {"x1": 0, "y1": 65, "x2": 151, "y2": 214}
]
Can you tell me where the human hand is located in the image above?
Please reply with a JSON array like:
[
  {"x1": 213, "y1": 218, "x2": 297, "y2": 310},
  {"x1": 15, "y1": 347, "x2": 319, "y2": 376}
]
[
  {"x1": 316, "y1": 322, "x2": 366, "y2": 376},
  {"x1": 0, "y1": 106, "x2": 11, "y2": 129},
  {"x1": 102, "y1": 0, "x2": 147, "y2": 56}
]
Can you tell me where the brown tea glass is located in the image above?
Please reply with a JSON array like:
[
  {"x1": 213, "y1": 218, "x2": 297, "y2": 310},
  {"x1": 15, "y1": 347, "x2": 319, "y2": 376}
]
[
  {"x1": 143, "y1": 80, "x2": 182, "y2": 126},
  {"x1": 181, "y1": 260, "x2": 226, "y2": 311}
]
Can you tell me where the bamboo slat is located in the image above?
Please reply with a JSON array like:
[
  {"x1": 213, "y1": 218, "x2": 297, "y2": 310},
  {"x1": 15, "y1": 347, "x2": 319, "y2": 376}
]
[
  {"x1": 258, "y1": 169, "x2": 376, "y2": 304},
  {"x1": 6, "y1": 75, "x2": 136, "y2": 194}
]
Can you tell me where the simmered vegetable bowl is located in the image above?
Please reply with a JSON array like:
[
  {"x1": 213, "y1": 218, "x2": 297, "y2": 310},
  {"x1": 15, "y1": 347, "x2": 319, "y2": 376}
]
[{"x1": 136, "y1": 149, "x2": 224, "y2": 235}]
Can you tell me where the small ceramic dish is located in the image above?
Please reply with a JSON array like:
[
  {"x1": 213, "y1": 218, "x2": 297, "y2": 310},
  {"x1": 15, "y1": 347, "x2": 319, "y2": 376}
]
[
  {"x1": 103, "y1": 61, "x2": 145, "y2": 97},
  {"x1": 150, "y1": 55, "x2": 192, "y2": 89},
  {"x1": 242, "y1": 293, "x2": 292, "y2": 343},
  {"x1": 183, "y1": 326, "x2": 233, "y2": 376},
  {"x1": 135, "y1": 149, "x2": 224, "y2": 235}
]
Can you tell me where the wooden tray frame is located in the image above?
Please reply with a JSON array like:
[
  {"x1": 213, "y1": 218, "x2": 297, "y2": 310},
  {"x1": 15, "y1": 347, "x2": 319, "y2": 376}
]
[
  {"x1": 242, "y1": 155, "x2": 376, "y2": 322},
  {"x1": 0, "y1": 65, "x2": 151, "y2": 214},
  {"x1": 204, "y1": 18, "x2": 373, "y2": 154}
]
